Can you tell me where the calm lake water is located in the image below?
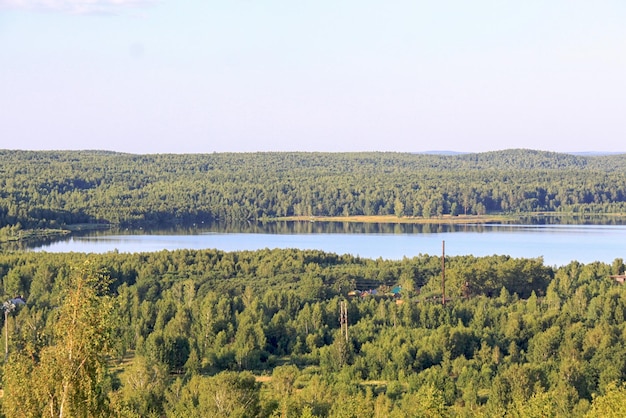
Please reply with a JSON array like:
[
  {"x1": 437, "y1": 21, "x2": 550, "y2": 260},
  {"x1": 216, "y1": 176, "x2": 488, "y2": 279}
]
[{"x1": 29, "y1": 223, "x2": 626, "y2": 267}]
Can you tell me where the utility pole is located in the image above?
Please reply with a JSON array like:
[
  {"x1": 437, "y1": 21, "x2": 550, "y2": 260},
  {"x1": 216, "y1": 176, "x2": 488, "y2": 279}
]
[
  {"x1": 3, "y1": 301, "x2": 15, "y2": 361},
  {"x1": 4, "y1": 307, "x2": 8, "y2": 360},
  {"x1": 442, "y1": 240, "x2": 446, "y2": 306}
]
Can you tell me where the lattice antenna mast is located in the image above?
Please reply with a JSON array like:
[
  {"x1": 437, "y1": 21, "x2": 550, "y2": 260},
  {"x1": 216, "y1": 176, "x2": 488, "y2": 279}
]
[{"x1": 339, "y1": 301, "x2": 348, "y2": 342}]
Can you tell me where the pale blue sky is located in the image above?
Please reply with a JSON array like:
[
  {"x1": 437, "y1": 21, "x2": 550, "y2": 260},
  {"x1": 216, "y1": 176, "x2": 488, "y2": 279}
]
[{"x1": 1, "y1": 1, "x2": 625, "y2": 154}]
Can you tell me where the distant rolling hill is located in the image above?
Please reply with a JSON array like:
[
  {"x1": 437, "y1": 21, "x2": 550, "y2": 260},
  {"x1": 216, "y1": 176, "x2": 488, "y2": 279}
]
[
  {"x1": 418, "y1": 150, "x2": 625, "y2": 157},
  {"x1": 417, "y1": 150, "x2": 468, "y2": 156},
  {"x1": 568, "y1": 151, "x2": 626, "y2": 157}
]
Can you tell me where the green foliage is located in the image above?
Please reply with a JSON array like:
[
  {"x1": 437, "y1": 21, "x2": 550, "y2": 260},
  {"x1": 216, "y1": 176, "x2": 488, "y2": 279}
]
[
  {"x1": 2, "y1": 150, "x2": 626, "y2": 232},
  {"x1": 165, "y1": 371, "x2": 260, "y2": 418},
  {"x1": 2, "y1": 261, "x2": 114, "y2": 417},
  {"x1": 1, "y1": 249, "x2": 626, "y2": 416},
  {"x1": 6, "y1": 149, "x2": 626, "y2": 415},
  {"x1": 586, "y1": 382, "x2": 626, "y2": 417},
  {"x1": 109, "y1": 355, "x2": 168, "y2": 417}
]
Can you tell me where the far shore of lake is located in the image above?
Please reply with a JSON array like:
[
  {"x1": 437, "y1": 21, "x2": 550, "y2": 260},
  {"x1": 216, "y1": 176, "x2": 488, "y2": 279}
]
[
  {"x1": 273, "y1": 212, "x2": 626, "y2": 225},
  {"x1": 274, "y1": 214, "x2": 509, "y2": 224},
  {"x1": 4, "y1": 212, "x2": 626, "y2": 248}
]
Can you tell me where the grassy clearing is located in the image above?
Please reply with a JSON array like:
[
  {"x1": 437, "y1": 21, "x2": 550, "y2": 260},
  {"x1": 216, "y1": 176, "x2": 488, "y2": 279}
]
[{"x1": 273, "y1": 214, "x2": 513, "y2": 225}]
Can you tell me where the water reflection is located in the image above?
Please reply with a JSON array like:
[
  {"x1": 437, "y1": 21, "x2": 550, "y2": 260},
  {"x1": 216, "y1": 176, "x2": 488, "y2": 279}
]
[
  {"x1": 4, "y1": 221, "x2": 497, "y2": 250},
  {"x1": 76, "y1": 221, "x2": 499, "y2": 236},
  {"x1": 9, "y1": 213, "x2": 626, "y2": 252},
  {"x1": 1, "y1": 234, "x2": 67, "y2": 252},
  {"x1": 100, "y1": 215, "x2": 626, "y2": 235},
  {"x1": 26, "y1": 220, "x2": 626, "y2": 267}
]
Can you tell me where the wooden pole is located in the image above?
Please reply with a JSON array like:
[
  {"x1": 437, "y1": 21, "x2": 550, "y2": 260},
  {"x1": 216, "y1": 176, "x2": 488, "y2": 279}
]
[{"x1": 4, "y1": 309, "x2": 8, "y2": 360}]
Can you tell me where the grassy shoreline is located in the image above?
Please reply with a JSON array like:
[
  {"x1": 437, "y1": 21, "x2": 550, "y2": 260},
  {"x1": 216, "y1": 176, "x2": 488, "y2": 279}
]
[
  {"x1": 0, "y1": 228, "x2": 71, "y2": 244},
  {"x1": 0, "y1": 224, "x2": 111, "y2": 245},
  {"x1": 272, "y1": 212, "x2": 626, "y2": 225},
  {"x1": 273, "y1": 214, "x2": 513, "y2": 224}
]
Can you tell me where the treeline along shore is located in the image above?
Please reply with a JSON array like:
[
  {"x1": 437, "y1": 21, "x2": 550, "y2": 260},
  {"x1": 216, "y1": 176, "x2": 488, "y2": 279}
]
[{"x1": 1, "y1": 149, "x2": 626, "y2": 238}]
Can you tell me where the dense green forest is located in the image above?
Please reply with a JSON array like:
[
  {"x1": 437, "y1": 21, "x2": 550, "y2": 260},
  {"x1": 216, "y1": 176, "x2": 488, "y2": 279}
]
[
  {"x1": 2, "y1": 249, "x2": 626, "y2": 416},
  {"x1": 2, "y1": 149, "x2": 626, "y2": 416},
  {"x1": 2, "y1": 150, "x2": 626, "y2": 236}
]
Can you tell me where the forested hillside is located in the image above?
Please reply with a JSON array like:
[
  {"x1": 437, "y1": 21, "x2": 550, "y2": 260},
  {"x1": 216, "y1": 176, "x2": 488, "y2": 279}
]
[
  {"x1": 1, "y1": 150, "x2": 626, "y2": 233},
  {"x1": 2, "y1": 149, "x2": 626, "y2": 416},
  {"x1": 1, "y1": 249, "x2": 625, "y2": 416}
]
